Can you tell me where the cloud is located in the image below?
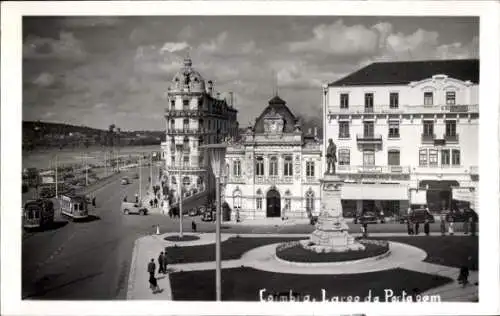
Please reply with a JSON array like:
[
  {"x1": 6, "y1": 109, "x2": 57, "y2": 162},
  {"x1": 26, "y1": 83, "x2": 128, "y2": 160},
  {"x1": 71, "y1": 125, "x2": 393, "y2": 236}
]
[
  {"x1": 32, "y1": 72, "x2": 55, "y2": 87},
  {"x1": 198, "y1": 32, "x2": 262, "y2": 56},
  {"x1": 61, "y1": 17, "x2": 123, "y2": 28},
  {"x1": 23, "y1": 31, "x2": 87, "y2": 61},
  {"x1": 93, "y1": 103, "x2": 108, "y2": 109},
  {"x1": 198, "y1": 32, "x2": 228, "y2": 53},
  {"x1": 160, "y1": 42, "x2": 191, "y2": 53},
  {"x1": 289, "y1": 20, "x2": 379, "y2": 57}
]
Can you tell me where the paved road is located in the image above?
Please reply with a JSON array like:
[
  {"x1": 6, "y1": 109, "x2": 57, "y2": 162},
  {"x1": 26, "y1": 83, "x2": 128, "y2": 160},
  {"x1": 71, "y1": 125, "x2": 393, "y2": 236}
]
[{"x1": 22, "y1": 167, "x2": 165, "y2": 300}]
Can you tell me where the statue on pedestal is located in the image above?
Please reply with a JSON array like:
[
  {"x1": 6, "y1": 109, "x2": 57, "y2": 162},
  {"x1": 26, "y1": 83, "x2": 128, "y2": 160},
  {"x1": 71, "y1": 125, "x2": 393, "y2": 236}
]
[{"x1": 326, "y1": 138, "x2": 337, "y2": 175}]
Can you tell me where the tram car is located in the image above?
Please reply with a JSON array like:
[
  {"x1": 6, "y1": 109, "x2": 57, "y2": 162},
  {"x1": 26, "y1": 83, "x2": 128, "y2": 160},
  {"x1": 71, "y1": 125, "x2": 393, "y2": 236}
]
[
  {"x1": 22, "y1": 199, "x2": 55, "y2": 230},
  {"x1": 60, "y1": 194, "x2": 89, "y2": 221}
]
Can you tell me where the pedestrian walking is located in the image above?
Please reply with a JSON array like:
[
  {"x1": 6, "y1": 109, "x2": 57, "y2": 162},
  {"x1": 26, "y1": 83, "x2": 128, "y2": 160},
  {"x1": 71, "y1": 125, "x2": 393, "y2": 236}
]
[
  {"x1": 149, "y1": 199, "x2": 154, "y2": 207},
  {"x1": 158, "y1": 252, "x2": 165, "y2": 274},
  {"x1": 147, "y1": 258, "x2": 156, "y2": 278},
  {"x1": 448, "y1": 220, "x2": 455, "y2": 235},
  {"x1": 415, "y1": 222, "x2": 420, "y2": 235},
  {"x1": 470, "y1": 217, "x2": 476, "y2": 236},
  {"x1": 407, "y1": 220, "x2": 414, "y2": 235},
  {"x1": 123, "y1": 196, "x2": 128, "y2": 202},
  {"x1": 457, "y1": 256, "x2": 471, "y2": 287},
  {"x1": 168, "y1": 209, "x2": 172, "y2": 218},
  {"x1": 149, "y1": 273, "x2": 160, "y2": 293},
  {"x1": 154, "y1": 198, "x2": 158, "y2": 208},
  {"x1": 192, "y1": 220, "x2": 197, "y2": 232},
  {"x1": 362, "y1": 222, "x2": 368, "y2": 238},
  {"x1": 92, "y1": 196, "x2": 96, "y2": 208},
  {"x1": 463, "y1": 218, "x2": 469, "y2": 235},
  {"x1": 424, "y1": 219, "x2": 430, "y2": 236},
  {"x1": 440, "y1": 215, "x2": 446, "y2": 236},
  {"x1": 162, "y1": 251, "x2": 168, "y2": 274}
]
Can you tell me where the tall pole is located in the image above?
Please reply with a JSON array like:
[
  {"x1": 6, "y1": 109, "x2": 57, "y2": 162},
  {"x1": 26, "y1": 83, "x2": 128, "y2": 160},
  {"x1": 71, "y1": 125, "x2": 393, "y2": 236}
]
[
  {"x1": 85, "y1": 152, "x2": 88, "y2": 186},
  {"x1": 139, "y1": 156, "x2": 142, "y2": 203},
  {"x1": 104, "y1": 152, "x2": 107, "y2": 177},
  {"x1": 215, "y1": 175, "x2": 221, "y2": 301},
  {"x1": 55, "y1": 155, "x2": 58, "y2": 199},
  {"x1": 150, "y1": 153, "x2": 153, "y2": 190},
  {"x1": 178, "y1": 169, "x2": 183, "y2": 238}
]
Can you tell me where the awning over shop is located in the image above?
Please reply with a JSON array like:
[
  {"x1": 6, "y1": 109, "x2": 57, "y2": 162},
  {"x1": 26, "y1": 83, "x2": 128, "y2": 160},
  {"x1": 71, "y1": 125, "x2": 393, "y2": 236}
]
[
  {"x1": 341, "y1": 183, "x2": 408, "y2": 200},
  {"x1": 419, "y1": 180, "x2": 459, "y2": 190},
  {"x1": 410, "y1": 189, "x2": 427, "y2": 205},
  {"x1": 452, "y1": 187, "x2": 477, "y2": 210}
]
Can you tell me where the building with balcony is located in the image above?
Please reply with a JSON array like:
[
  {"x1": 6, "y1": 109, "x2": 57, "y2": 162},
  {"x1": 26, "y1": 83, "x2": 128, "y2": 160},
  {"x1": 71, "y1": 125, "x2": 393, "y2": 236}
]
[
  {"x1": 161, "y1": 56, "x2": 239, "y2": 197},
  {"x1": 323, "y1": 59, "x2": 479, "y2": 217},
  {"x1": 223, "y1": 95, "x2": 322, "y2": 221}
]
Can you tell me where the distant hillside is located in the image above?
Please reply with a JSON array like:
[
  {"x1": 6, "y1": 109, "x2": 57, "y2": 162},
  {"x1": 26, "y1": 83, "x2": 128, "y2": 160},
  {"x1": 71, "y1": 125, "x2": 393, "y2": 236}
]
[{"x1": 23, "y1": 121, "x2": 165, "y2": 150}]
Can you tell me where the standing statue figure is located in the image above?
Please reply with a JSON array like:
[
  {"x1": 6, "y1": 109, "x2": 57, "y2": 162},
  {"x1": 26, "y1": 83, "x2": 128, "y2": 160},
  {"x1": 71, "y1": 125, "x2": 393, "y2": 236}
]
[{"x1": 326, "y1": 138, "x2": 337, "y2": 175}]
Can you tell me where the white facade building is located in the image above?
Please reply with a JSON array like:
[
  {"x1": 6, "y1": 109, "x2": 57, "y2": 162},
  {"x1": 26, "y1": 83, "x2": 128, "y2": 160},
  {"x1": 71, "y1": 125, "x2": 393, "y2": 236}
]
[
  {"x1": 161, "y1": 57, "x2": 238, "y2": 198},
  {"x1": 223, "y1": 95, "x2": 322, "y2": 221},
  {"x1": 323, "y1": 59, "x2": 479, "y2": 217}
]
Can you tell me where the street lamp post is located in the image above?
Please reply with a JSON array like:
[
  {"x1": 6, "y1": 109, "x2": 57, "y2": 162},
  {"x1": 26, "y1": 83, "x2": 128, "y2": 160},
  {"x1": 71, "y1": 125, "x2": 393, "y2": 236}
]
[
  {"x1": 201, "y1": 143, "x2": 227, "y2": 302},
  {"x1": 178, "y1": 169, "x2": 183, "y2": 238}
]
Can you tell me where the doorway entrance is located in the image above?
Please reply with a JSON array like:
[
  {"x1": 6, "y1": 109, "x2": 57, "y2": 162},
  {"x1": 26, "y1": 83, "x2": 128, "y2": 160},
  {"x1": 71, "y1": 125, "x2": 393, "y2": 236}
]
[{"x1": 266, "y1": 188, "x2": 281, "y2": 217}]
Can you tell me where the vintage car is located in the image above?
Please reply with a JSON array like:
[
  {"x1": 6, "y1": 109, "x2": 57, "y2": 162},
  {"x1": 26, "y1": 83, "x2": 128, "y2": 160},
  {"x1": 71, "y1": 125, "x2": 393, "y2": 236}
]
[
  {"x1": 23, "y1": 199, "x2": 55, "y2": 229},
  {"x1": 188, "y1": 208, "x2": 200, "y2": 216},
  {"x1": 121, "y1": 202, "x2": 148, "y2": 215},
  {"x1": 121, "y1": 177, "x2": 130, "y2": 185},
  {"x1": 60, "y1": 194, "x2": 89, "y2": 221}
]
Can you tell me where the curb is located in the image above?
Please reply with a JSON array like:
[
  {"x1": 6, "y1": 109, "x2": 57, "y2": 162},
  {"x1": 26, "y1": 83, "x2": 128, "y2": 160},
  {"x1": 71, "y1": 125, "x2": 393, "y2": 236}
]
[{"x1": 126, "y1": 237, "x2": 141, "y2": 300}]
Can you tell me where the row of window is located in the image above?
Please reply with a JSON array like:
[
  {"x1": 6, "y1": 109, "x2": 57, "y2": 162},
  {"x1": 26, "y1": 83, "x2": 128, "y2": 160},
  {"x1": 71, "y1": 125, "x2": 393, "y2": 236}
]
[
  {"x1": 339, "y1": 91, "x2": 457, "y2": 109},
  {"x1": 233, "y1": 190, "x2": 316, "y2": 211},
  {"x1": 232, "y1": 157, "x2": 315, "y2": 177},
  {"x1": 336, "y1": 148, "x2": 461, "y2": 167},
  {"x1": 170, "y1": 155, "x2": 204, "y2": 165},
  {"x1": 170, "y1": 176, "x2": 204, "y2": 186},
  {"x1": 338, "y1": 120, "x2": 457, "y2": 138},
  {"x1": 169, "y1": 118, "x2": 229, "y2": 131}
]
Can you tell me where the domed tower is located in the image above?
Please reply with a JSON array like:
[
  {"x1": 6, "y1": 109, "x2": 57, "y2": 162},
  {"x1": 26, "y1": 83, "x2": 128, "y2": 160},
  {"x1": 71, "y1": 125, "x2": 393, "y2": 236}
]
[{"x1": 162, "y1": 55, "x2": 239, "y2": 203}]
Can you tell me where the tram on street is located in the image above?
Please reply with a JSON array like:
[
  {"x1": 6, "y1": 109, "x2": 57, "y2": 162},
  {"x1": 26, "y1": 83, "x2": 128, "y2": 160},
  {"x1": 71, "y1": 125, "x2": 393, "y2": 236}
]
[
  {"x1": 60, "y1": 194, "x2": 89, "y2": 221},
  {"x1": 22, "y1": 199, "x2": 55, "y2": 230}
]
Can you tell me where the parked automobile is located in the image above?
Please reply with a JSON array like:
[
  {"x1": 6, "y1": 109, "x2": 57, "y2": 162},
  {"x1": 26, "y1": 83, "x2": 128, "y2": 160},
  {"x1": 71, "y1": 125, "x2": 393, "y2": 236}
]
[
  {"x1": 201, "y1": 208, "x2": 215, "y2": 222},
  {"x1": 407, "y1": 208, "x2": 435, "y2": 224},
  {"x1": 354, "y1": 212, "x2": 382, "y2": 224},
  {"x1": 121, "y1": 177, "x2": 130, "y2": 185},
  {"x1": 121, "y1": 202, "x2": 148, "y2": 215},
  {"x1": 188, "y1": 208, "x2": 199, "y2": 216},
  {"x1": 446, "y1": 209, "x2": 478, "y2": 223}
]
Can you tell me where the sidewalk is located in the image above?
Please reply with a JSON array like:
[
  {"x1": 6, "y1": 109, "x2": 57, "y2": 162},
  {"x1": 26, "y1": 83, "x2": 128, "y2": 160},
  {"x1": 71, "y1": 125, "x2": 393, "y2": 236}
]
[{"x1": 127, "y1": 232, "x2": 479, "y2": 301}]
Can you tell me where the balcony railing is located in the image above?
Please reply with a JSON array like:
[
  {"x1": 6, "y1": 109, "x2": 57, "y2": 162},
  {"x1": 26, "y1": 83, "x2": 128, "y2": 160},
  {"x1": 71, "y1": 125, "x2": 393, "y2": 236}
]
[
  {"x1": 165, "y1": 109, "x2": 202, "y2": 117},
  {"x1": 337, "y1": 165, "x2": 411, "y2": 174},
  {"x1": 421, "y1": 133, "x2": 435, "y2": 143},
  {"x1": 167, "y1": 164, "x2": 205, "y2": 172},
  {"x1": 356, "y1": 133, "x2": 382, "y2": 143},
  {"x1": 444, "y1": 133, "x2": 459, "y2": 143},
  {"x1": 228, "y1": 176, "x2": 245, "y2": 183},
  {"x1": 329, "y1": 104, "x2": 478, "y2": 115},
  {"x1": 255, "y1": 176, "x2": 295, "y2": 184},
  {"x1": 167, "y1": 128, "x2": 211, "y2": 135}
]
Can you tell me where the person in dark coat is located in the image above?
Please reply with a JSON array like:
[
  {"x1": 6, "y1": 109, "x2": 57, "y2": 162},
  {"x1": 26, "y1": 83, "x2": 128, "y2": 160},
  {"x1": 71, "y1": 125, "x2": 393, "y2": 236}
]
[
  {"x1": 424, "y1": 219, "x2": 430, "y2": 236},
  {"x1": 158, "y1": 252, "x2": 165, "y2": 274},
  {"x1": 362, "y1": 222, "x2": 368, "y2": 238},
  {"x1": 470, "y1": 216, "x2": 477, "y2": 236},
  {"x1": 147, "y1": 258, "x2": 156, "y2": 278},
  {"x1": 92, "y1": 196, "x2": 96, "y2": 207},
  {"x1": 458, "y1": 256, "x2": 472, "y2": 287},
  {"x1": 149, "y1": 274, "x2": 160, "y2": 293},
  {"x1": 440, "y1": 214, "x2": 446, "y2": 236},
  {"x1": 154, "y1": 198, "x2": 158, "y2": 208},
  {"x1": 415, "y1": 222, "x2": 420, "y2": 235},
  {"x1": 162, "y1": 251, "x2": 168, "y2": 273},
  {"x1": 192, "y1": 220, "x2": 197, "y2": 232},
  {"x1": 407, "y1": 220, "x2": 414, "y2": 235},
  {"x1": 123, "y1": 196, "x2": 128, "y2": 202}
]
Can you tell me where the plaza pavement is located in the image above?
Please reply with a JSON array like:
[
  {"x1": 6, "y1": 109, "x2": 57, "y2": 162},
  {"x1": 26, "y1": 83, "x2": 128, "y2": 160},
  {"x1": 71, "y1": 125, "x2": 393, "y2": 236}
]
[{"x1": 126, "y1": 232, "x2": 478, "y2": 302}]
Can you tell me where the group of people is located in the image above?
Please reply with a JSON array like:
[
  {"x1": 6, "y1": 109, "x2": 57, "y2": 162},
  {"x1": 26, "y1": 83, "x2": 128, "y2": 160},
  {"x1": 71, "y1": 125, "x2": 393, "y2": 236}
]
[
  {"x1": 406, "y1": 219, "x2": 432, "y2": 236},
  {"x1": 438, "y1": 215, "x2": 477, "y2": 236},
  {"x1": 146, "y1": 251, "x2": 169, "y2": 294},
  {"x1": 149, "y1": 197, "x2": 159, "y2": 208}
]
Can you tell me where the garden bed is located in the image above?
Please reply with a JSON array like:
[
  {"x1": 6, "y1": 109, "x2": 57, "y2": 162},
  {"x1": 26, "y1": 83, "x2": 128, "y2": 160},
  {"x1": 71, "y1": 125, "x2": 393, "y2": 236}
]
[
  {"x1": 164, "y1": 235, "x2": 200, "y2": 242},
  {"x1": 275, "y1": 240, "x2": 389, "y2": 263}
]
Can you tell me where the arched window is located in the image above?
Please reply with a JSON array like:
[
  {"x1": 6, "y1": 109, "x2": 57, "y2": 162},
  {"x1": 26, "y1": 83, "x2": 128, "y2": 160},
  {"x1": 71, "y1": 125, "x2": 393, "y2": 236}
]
[
  {"x1": 255, "y1": 157, "x2": 264, "y2": 176},
  {"x1": 233, "y1": 189, "x2": 242, "y2": 209},
  {"x1": 233, "y1": 160, "x2": 241, "y2": 177},
  {"x1": 284, "y1": 156, "x2": 293, "y2": 176},
  {"x1": 256, "y1": 189, "x2": 263, "y2": 210},
  {"x1": 284, "y1": 190, "x2": 291, "y2": 211},
  {"x1": 269, "y1": 156, "x2": 278, "y2": 176},
  {"x1": 306, "y1": 189, "x2": 315, "y2": 212},
  {"x1": 182, "y1": 176, "x2": 191, "y2": 187}
]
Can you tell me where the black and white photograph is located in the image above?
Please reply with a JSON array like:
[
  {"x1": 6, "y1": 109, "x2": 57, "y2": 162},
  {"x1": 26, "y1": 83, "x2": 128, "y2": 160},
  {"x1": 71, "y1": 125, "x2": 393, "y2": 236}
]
[{"x1": 1, "y1": 1, "x2": 499, "y2": 316}]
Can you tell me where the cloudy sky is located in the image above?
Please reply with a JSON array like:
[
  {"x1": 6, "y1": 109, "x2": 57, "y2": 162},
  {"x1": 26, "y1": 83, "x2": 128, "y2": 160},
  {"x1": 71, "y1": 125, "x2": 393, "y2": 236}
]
[{"x1": 23, "y1": 16, "x2": 478, "y2": 131}]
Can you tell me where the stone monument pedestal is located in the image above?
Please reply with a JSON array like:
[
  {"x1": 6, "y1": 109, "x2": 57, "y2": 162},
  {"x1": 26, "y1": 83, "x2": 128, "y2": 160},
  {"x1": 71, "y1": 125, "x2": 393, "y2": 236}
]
[{"x1": 300, "y1": 174, "x2": 365, "y2": 253}]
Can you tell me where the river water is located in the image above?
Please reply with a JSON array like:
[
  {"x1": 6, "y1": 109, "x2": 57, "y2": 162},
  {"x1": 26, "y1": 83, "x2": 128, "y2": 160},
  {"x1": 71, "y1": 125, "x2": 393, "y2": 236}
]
[{"x1": 22, "y1": 145, "x2": 161, "y2": 170}]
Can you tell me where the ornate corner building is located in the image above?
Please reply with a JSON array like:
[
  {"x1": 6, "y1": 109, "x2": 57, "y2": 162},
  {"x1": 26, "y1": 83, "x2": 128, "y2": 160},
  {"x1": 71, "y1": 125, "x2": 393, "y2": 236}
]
[
  {"x1": 223, "y1": 95, "x2": 322, "y2": 221},
  {"x1": 323, "y1": 59, "x2": 479, "y2": 217},
  {"x1": 161, "y1": 57, "x2": 239, "y2": 197}
]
